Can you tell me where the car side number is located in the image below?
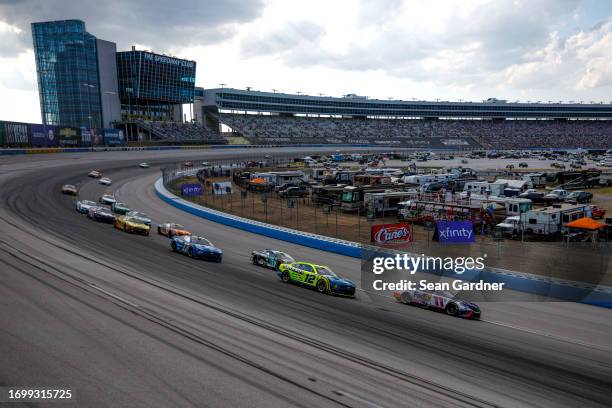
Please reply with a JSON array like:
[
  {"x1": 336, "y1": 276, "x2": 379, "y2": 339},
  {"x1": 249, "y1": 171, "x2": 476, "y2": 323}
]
[{"x1": 304, "y1": 274, "x2": 316, "y2": 285}]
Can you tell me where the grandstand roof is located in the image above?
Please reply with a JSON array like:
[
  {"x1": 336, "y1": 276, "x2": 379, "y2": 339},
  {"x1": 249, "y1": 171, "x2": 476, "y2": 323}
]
[{"x1": 203, "y1": 88, "x2": 612, "y2": 120}]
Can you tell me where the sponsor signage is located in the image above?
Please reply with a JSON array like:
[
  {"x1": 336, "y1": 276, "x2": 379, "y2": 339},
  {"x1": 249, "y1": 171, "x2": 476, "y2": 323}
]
[
  {"x1": 371, "y1": 222, "x2": 413, "y2": 244},
  {"x1": 30, "y1": 124, "x2": 56, "y2": 146},
  {"x1": 181, "y1": 183, "x2": 202, "y2": 197},
  {"x1": 4, "y1": 122, "x2": 29, "y2": 145},
  {"x1": 435, "y1": 220, "x2": 475, "y2": 243},
  {"x1": 143, "y1": 52, "x2": 195, "y2": 68},
  {"x1": 212, "y1": 181, "x2": 232, "y2": 195},
  {"x1": 58, "y1": 127, "x2": 80, "y2": 146},
  {"x1": 103, "y1": 129, "x2": 125, "y2": 146}
]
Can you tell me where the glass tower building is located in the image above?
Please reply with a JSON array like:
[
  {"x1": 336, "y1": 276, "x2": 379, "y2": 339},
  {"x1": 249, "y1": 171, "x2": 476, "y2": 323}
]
[
  {"x1": 116, "y1": 50, "x2": 196, "y2": 121},
  {"x1": 32, "y1": 20, "x2": 102, "y2": 128}
]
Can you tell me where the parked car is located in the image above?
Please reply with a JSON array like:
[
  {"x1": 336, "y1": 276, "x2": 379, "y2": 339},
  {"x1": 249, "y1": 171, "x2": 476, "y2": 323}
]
[
  {"x1": 564, "y1": 191, "x2": 593, "y2": 204},
  {"x1": 279, "y1": 186, "x2": 308, "y2": 198},
  {"x1": 544, "y1": 189, "x2": 568, "y2": 202},
  {"x1": 591, "y1": 206, "x2": 606, "y2": 219},
  {"x1": 496, "y1": 216, "x2": 521, "y2": 235}
]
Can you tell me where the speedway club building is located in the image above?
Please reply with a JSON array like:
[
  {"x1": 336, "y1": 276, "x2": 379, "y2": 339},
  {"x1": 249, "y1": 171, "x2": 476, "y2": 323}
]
[{"x1": 12, "y1": 19, "x2": 197, "y2": 147}]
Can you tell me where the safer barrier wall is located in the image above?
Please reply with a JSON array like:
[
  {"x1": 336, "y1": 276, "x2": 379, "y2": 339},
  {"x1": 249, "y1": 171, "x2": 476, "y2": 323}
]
[{"x1": 155, "y1": 177, "x2": 612, "y2": 308}]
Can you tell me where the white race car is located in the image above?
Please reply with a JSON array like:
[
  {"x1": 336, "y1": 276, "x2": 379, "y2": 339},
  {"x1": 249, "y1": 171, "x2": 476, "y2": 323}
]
[
  {"x1": 99, "y1": 177, "x2": 112, "y2": 186},
  {"x1": 139, "y1": 163, "x2": 150, "y2": 168},
  {"x1": 88, "y1": 170, "x2": 102, "y2": 178},
  {"x1": 393, "y1": 289, "x2": 481, "y2": 319},
  {"x1": 76, "y1": 199, "x2": 98, "y2": 214},
  {"x1": 99, "y1": 194, "x2": 116, "y2": 205}
]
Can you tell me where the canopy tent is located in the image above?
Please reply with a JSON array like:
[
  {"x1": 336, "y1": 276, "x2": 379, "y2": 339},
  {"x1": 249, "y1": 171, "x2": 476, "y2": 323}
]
[{"x1": 564, "y1": 217, "x2": 605, "y2": 231}]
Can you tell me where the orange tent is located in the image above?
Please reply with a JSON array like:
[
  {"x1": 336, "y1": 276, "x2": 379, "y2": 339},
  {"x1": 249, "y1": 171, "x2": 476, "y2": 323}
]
[
  {"x1": 249, "y1": 177, "x2": 267, "y2": 184},
  {"x1": 564, "y1": 217, "x2": 605, "y2": 231}
]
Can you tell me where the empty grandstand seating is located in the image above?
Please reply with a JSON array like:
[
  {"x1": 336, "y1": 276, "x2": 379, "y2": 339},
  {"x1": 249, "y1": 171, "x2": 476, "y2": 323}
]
[
  {"x1": 221, "y1": 114, "x2": 612, "y2": 149},
  {"x1": 136, "y1": 120, "x2": 226, "y2": 144}
]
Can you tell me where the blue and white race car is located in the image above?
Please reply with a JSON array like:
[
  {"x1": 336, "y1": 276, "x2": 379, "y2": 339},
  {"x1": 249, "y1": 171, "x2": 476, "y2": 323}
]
[
  {"x1": 393, "y1": 289, "x2": 481, "y2": 319},
  {"x1": 171, "y1": 235, "x2": 223, "y2": 262},
  {"x1": 76, "y1": 200, "x2": 98, "y2": 214}
]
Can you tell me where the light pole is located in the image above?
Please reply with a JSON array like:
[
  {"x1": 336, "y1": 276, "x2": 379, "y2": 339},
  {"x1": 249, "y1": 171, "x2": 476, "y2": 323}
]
[
  {"x1": 218, "y1": 83, "x2": 226, "y2": 135},
  {"x1": 83, "y1": 83, "x2": 95, "y2": 151}
]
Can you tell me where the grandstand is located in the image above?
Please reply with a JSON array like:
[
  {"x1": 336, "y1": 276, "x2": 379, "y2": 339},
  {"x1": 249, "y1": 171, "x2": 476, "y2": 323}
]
[
  {"x1": 197, "y1": 88, "x2": 612, "y2": 149},
  {"x1": 135, "y1": 120, "x2": 226, "y2": 144}
]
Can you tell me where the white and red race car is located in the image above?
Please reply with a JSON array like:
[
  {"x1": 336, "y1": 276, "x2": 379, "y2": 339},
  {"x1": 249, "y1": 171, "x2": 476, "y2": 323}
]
[{"x1": 393, "y1": 289, "x2": 481, "y2": 319}]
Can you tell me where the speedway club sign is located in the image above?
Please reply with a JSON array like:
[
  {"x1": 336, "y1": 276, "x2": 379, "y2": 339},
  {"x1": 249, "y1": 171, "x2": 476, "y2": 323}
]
[
  {"x1": 371, "y1": 222, "x2": 413, "y2": 244},
  {"x1": 435, "y1": 220, "x2": 475, "y2": 243}
]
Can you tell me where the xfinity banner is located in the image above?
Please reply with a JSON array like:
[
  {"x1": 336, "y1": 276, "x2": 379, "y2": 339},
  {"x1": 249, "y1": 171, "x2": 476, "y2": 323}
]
[
  {"x1": 181, "y1": 183, "x2": 202, "y2": 197},
  {"x1": 434, "y1": 220, "x2": 475, "y2": 243}
]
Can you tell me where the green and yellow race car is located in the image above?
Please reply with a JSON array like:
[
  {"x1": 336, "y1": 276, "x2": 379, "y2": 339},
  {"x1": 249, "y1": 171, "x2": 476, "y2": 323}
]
[
  {"x1": 114, "y1": 215, "x2": 150, "y2": 236},
  {"x1": 277, "y1": 262, "x2": 356, "y2": 297}
]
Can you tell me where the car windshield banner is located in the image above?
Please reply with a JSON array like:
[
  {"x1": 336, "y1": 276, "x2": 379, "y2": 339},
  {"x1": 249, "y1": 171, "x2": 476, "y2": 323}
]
[
  {"x1": 181, "y1": 183, "x2": 202, "y2": 197},
  {"x1": 371, "y1": 222, "x2": 413, "y2": 244},
  {"x1": 435, "y1": 220, "x2": 475, "y2": 243}
]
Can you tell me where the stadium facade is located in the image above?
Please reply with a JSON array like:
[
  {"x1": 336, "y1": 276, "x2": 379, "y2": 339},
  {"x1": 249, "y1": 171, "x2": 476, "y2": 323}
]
[
  {"x1": 202, "y1": 88, "x2": 612, "y2": 120},
  {"x1": 31, "y1": 20, "x2": 121, "y2": 129}
]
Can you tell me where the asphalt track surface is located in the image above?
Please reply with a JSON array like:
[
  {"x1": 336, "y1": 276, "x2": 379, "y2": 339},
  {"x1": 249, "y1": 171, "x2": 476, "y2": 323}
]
[{"x1": 1, "y1": 148, "x2": 612, "y2": 408}]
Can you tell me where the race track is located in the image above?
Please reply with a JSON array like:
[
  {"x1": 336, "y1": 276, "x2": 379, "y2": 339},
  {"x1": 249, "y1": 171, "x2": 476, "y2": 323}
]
[{"x1": 1, "y1": 148, "x2": 611, "y2": 408}]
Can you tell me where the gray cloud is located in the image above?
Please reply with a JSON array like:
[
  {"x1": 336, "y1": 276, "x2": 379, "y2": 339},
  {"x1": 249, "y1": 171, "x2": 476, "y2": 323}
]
[
  {"x1": 240, "y1": 21, "x2": 325, "y2": 59},
  {"x1": 0, "y1": 0, "x2": 264, "y2": 56}
]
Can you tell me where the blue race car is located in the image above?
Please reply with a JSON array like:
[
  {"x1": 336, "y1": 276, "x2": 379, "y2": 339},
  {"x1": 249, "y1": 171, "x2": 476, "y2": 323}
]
[{"x1": 171, "y1": 235, "x2": 223, "y2": 262}]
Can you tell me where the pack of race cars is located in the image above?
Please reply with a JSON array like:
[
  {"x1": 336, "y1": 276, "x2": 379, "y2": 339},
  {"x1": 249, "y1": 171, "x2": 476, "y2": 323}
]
[{"x1": 63, "y1": 170, "x2": 481, "y2": 319}]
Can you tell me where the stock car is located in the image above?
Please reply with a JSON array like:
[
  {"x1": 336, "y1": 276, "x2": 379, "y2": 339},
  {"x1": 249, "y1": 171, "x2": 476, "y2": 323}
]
[
  {"x1": 99, "y1": 177, "x2": 112, "y2": 186},
  {"x1": 139, "y1": 163, "x2": 150, "y2": 168},
  {"x1": 126, "y1": 211, "x2": 152, "y2": 226},
  {"x1": 251, "y1": 249, "x2": 294, "y2": 270},
  {"x1": 88, "y1": 170, "x2": 102, "y2": 178},
  {"x1": 170, "y1": 235, "x2": 223, "y2": 262},
  {"x1": 157, "y1": 223, "x2": 191, "y2": 237},
  {"x1": 76, "y1": 200, "x2": 98, "y2": 214},
  {"x1": 393, "y1": 289, "x2": 481, "y2": 319},
  {"x1": 99, "y1": 194, "x2": 116, "y2": 205},
  {"x1": 87, "y1": 206, "x2": 116, "y2": 223},
  {"x1": 277, "y1": 262, "x2": 356, "y2": 297},
  {"x1": 114, "y1": 215, "x2": 150, "y2": 236},
  {"x1": 111, "y1": 202, "x2": 131, "y2": 215},
  {"x1": 61, "y1": 184, "x2": 78, "y2": 195}
]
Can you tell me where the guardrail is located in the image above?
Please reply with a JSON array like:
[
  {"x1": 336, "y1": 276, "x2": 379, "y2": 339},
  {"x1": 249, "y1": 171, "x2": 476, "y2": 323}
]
[{"x1": 155, "y1": 177, "x2": 612, "y2": 308}]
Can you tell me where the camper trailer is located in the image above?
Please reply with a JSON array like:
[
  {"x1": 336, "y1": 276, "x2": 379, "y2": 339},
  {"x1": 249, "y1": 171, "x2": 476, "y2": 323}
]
[
  {"x1": 250, "y1": 171, "x2": 308, "y2": 187},
  {"x1": 364, "y1": 190, "x2": 419, "y2": 215},
  {"x1": 520, "y1": 203, "x2": 592, "y2": 236},
  {"x1": 341, "y1": 185, "x2": 389, "y2": 212}
]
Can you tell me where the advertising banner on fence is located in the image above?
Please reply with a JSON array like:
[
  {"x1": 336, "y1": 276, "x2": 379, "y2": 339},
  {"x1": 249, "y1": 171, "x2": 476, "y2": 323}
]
[
  {"x1": 103, "y1": 128, "x2": 125, "y2": 146},
  {"x1": 434, "y1": 220, "x2": 475, "y2": 243},
  {"x1": 4, "y1": 122, "x2": 29, "y2": 145},
  {"x1": 212, "y1": 181, "x2": 233, "y2": 195},
  {"x1": 181, "y1": 183, "x2": 202, "y2": 197},
  {"x1": 80, "y1": 127, "x2": 103, "y2": 145},
  {"x1": 58, "y1": 127, "x2": 80, "y2": 146},
  {"x1": 30, "y1": 124, "x2": 56, "y2": 147},
  {"x1": 371, "y1": 222, "x2": 413, "y2": 244}
]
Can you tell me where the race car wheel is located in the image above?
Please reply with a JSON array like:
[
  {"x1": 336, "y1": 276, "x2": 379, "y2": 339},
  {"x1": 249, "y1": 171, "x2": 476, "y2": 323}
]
[
  {"x1": 252, "y1": 256, "x2": 258, "y2": 265},
  {"x1": 157, "y1": 226, "x2": 161, "y2": 234},
  {"x1": 171, "y1": 242, "x2": 177, "y2": 252},
  {"x1": 281, "y1": 271, "x2": 291, "y2": 283},
  {"x1": 400, "y1": 292, "x2": 412, "y2": 304},
  {"x1": 316, "y1": 279, "x2": 328, "y2": 294},
  {"x1": 188, "y1": 248, "x2": 194, "y2": 258},
  {"x1": 257, "y1": 257, "x2": 266, "y2": 266},
  {"x1": 445, "y1": 302, "x2": 459, "y2": 316}
]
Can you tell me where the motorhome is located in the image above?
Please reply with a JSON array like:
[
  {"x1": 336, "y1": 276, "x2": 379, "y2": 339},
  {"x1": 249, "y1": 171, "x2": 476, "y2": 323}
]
[
  {"x1": 323, "y1": 170, "x2": 362, "y2": 185},
  {"x1": 250, "y1": 171, "x2": 308, "y2": 187},
  {"x1": 520, "y1": 203, "x2": 592, "y2": 236},
  {"x1": 522, "y1": 173, "x2": 547, "y2": 188},
  {"x1": 311, "y1": 184, "x2": 346, "y2": 205},
  {"x1": 402, "y1": 173, "x2": 459, "y2": 186},
  {"x1": 341, "y1": 185, "x2": 389, "y2": 212},
  {"x1": 463, "y1": 181, "x2": 505, "y2": 197},
  {"x1": 364, "y1": 190, "x2": 419, "y2": 215}
]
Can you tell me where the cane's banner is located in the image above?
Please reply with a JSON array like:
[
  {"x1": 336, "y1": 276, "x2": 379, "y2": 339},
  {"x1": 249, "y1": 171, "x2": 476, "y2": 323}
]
[
  {"x1": 435, "y1": 220, "x2": 475, "y2": 243},
  {"x1": 371, "y1": 222, "x2": 413, "y2": 244}
]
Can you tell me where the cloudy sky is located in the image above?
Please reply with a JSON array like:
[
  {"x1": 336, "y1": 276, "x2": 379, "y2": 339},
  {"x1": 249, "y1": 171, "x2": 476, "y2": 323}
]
[{"x1": 1, "y1": 0, "x2": 612, "y2": 123}]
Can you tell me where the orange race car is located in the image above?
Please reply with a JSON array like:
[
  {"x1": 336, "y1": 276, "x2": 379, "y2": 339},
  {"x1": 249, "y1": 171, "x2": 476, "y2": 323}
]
[{"x1": 157, "y1": 223, "x2": 192, "y2": 238}]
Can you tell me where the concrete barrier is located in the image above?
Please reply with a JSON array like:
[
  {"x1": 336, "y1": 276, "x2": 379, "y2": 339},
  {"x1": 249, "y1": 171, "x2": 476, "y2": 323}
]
[{"x1": 155, "y1": 177, "x2": 612, "y2": 308}]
